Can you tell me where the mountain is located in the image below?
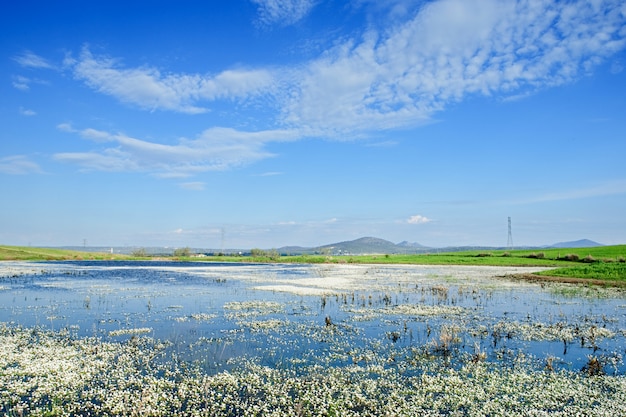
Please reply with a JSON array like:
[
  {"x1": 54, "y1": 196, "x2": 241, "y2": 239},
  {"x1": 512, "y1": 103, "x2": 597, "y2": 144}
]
[
  {"x1": 397, "y1": 241, "x2": 428, "y2": 248},
  {"x1": 314, "y1": 237, "x2": 430, "y2": 255},
  {"x1": 547, "y1": 239, "x2": 604, "y2": 248}
]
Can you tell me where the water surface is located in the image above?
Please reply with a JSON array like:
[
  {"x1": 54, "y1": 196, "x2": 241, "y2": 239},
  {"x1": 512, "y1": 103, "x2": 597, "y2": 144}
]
[{"x1": 1, "y1": 261, "x2": 624, "y2": 374}]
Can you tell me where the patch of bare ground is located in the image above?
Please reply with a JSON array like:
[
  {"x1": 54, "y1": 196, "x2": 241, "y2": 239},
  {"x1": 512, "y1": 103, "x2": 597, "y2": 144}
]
[{"x1": 504, "y1": 273, "x2": 626, "y2": 288}]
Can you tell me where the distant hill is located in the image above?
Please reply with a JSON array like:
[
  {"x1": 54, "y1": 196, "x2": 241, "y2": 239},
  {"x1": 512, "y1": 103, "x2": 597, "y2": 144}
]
[
  {"x1": 310, "y1": 237, "x2": 431, "y2": 255},
  {"x1": 53, "y1": 237, "x2": 607, "y2": 257},
  {"x1": 397, "y1": 241, "x2": 428, "y2": 248},
  {"x1": 317, "y1": 237, "x2": 396, "y2": 254},
  {"x1": 547, "y1": 239, "x2": 604, "y2": 248}
]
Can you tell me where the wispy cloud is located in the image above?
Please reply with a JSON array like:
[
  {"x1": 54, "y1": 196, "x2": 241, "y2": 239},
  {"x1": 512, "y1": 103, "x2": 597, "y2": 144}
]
[
  {"x1": 12, "y1": 75, "x2": 48, "y2": 91},
  {"x1": 12, "y1": 51, "x2": 54, "y2": 69},
  {"x1": 12, "y1": 75, "x2": 31, "y2": 91},
  {"x1": 180, "y1": 182, "x2": 206, "y2": 191},
  {"x1": 67, "y1": 47, "x2": 275, "y2": 114},
  {"x1": 251, "y1": 0, "x2": 318, "y2": 26},
  {"x1": 282, "y1": 0, "x2": 626, "y2": 135},
  {"x1": 511, "y1": 180, "x2": 626, "y2": 205},
  {"x1": 407, "y1": 215, "x2": 432, "y2": 225},
  {"x1": 0, "y1": 155, "x2": 43, "y2": 175},
  {"x1": 50, "y1": 1, "x2": 626, "y2": 133},
  {"x1": 54, "y1": 124, "x2": 300, "y2": 177},
  {"x1": 365, "y1": 140, "x2": 398, "y2": 148},
  {"x1": 19, "y1": 107, "x2": 37, "y2": 116},
  {"x1": 256, "y1": 171, "x2": 283, "y2": 176}
]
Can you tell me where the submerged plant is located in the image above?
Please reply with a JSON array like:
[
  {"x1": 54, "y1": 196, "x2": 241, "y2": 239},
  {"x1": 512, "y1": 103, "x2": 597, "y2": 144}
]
[{"x1": 582, "y1": 356, "x2": 605, "y2": 376}]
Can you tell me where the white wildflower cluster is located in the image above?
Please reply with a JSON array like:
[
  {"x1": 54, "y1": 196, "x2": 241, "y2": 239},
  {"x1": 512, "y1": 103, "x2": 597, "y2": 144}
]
[
  {"x1": 174, "y1": 313, "x2": 218, "y2": 322},
  {"x1": 2, "y1": 323, "x2": 626, "y2": 416},
  {"x1": 109, "y1": 327, "x2": 152, "y2": 337},
  {"x1": 489, "y1": 320, "x2": 616, "y2": 343},
  {"x1": 239, "y1": 319, "x2": 289, "y2": 332},
  {"x1": 223, "y1": 300, "x2": 284, "y2": 320},
  {"x1": 389, "y1": 304, "x2": 466, "y2": 317},
  {"x1": 342, "y1": 303, "x2": 465, "y2": 321}
]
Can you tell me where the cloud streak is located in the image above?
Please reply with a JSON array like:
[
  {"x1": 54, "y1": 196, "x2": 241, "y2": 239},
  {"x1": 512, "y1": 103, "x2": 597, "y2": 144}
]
[
  {"x1": 54, "y1": 124, "x2": 299, "y2": 178},
  {"x1": 67, "y1": 48, "x2": 275, "y2": 114},
  {"x1": 12, "y1": 51, "x2": 54, "y2": 69},
  {"x1": 511, "y1": 180, "x2": 626, "y2": 205},
  {"x1": 19, "y1": 107, "x2": 36, "y2": 116},
  {"x1": 251, "y1": 0, "x2": 318, "y2": 26},
  {"x1": 0, "y1": 155, "x2": 43, "y2": 175}
]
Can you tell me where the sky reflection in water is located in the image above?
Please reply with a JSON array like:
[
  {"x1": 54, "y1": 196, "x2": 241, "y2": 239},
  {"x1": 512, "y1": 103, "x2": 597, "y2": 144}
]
[{"x1": 1, "y1": 261, "x2": 625, "y2": 375}]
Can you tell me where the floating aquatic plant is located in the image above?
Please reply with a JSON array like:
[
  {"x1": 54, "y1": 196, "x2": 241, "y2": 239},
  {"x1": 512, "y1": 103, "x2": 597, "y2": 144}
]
[{"x1": 109, "y1": 327, "x2": 152, "y2": 337}]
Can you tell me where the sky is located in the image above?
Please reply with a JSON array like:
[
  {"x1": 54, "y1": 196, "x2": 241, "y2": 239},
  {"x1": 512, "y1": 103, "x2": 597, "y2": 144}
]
[{"x1": 1, "y1": 0, "x2": 626, "y2": 250}]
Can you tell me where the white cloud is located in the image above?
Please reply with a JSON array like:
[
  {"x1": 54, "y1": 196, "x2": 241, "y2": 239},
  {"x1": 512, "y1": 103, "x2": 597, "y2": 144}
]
[
  {"x1": 56, "y1": 123, "x2": 76, "y2": 133},
  {"x1": 54, "y1": 125, "x2": 300, "y2": 177},
  {"x1": 43, "y1": 1, "x2": 626, "y2": 179},
  {"x1": 56, "y1": 1, "x2": 626, "y2": 136},
  {"x1": 282, "y1": 0, "x2": 626, "y2": 135},
  {"x1": 12, "y1": 75, "x2": 31, "y2": 91},
  {"x1": 19, "y1": 107, "x2": 36, "y2": 116},
  {"x1": 180, "y1": 182, "x2": 206, "y2": 191},
  {"x1": 252, "y1": 0, "x2": 317, "y2": 26},
  {"x1": 12, "y1": 51, "x2": 54, "y2": 69},
  {"x1": 0, "y1": 155, "x2": 43, "y2": 175},
  {"x1": 12, "y1": 75, "x2": 48, "y2": 91},
  {"x1": 407, "y1": 215, "x2": 432, "y2": 225},
  {"x1": 69, "y1": 48, "x2": 275, "y2": 114}
]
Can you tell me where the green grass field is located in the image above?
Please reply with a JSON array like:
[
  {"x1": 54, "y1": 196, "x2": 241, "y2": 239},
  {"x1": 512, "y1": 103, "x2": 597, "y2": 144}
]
[
  {"x1": 2, "y1": 244, "x2": 625, "y2": 284},
  {"x1": 211, "y1": 245, "x2": 626, "y2": 285},
  {"x1": 0, "y1": 245, "x2": 130, "y2": 261}
]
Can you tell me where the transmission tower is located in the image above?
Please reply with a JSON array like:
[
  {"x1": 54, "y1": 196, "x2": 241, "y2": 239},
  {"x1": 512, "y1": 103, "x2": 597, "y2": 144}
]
[{"x1": 507, "y1": 217, "x2": 513, "y2": 249}]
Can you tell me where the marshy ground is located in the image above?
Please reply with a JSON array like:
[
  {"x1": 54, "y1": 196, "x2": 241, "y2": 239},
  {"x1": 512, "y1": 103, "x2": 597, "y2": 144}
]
[{"x1": 1, "y1": 261, "x2": 625, "y2": 415}]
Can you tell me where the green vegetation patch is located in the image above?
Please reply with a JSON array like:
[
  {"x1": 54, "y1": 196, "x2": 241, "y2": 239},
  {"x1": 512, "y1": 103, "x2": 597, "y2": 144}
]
[
  {"x1": 537, "y1": 262, "x2": 626, "y2": 282},
  {"x1": 0, "y1": 245, "x2": 129, "y2": 261}
]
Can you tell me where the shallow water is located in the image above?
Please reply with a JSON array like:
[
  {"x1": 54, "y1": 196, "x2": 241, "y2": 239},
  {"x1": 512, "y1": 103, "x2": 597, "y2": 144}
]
[{"x1": 1, "y1": 261, "x2": 625, "y2": 375}]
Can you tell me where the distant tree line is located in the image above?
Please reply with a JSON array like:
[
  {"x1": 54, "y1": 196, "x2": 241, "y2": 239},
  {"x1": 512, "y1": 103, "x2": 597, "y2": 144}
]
[
  {"x1": 174, "y1": 247, "x2": 191, "y2": 257},
  {"x1": 250, "y1": 248, "x2": 280, "y2": 260}
]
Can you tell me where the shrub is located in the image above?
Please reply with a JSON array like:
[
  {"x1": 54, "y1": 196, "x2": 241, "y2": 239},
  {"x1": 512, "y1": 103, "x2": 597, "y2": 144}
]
[
  {"x1": 558, "y1": 253, "x2": 580, "y2": 262},
  {"x1": 131, "y1": 248, "x2": 147, "y2": 257},
  {"x1": 174, "y1": 247, "x2": 191, "y2": 257},
  {"x1": 582, "y1": 254, "x2": 596, "y2": 263},
  {"x1": 526, "y1": 252, "x2": 545, "y2": 259}
]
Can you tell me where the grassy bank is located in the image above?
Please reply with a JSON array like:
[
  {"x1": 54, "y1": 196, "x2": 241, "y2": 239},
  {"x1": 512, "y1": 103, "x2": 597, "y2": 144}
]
[
  {"x1": 3, "y1": 244, "x2": 626, "y2": 284},
  {"x1": 204, "y1": 245, "x2": 626, "y2": 285},
  {"x1": 0, "y1": 245, "x2": 130, "y2": 261}
]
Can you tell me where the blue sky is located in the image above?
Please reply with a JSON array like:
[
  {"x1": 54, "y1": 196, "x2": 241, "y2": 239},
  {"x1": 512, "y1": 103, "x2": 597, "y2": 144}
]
[{"x1": 1, "y1": 0, "x2": 626, "y2": 249}]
